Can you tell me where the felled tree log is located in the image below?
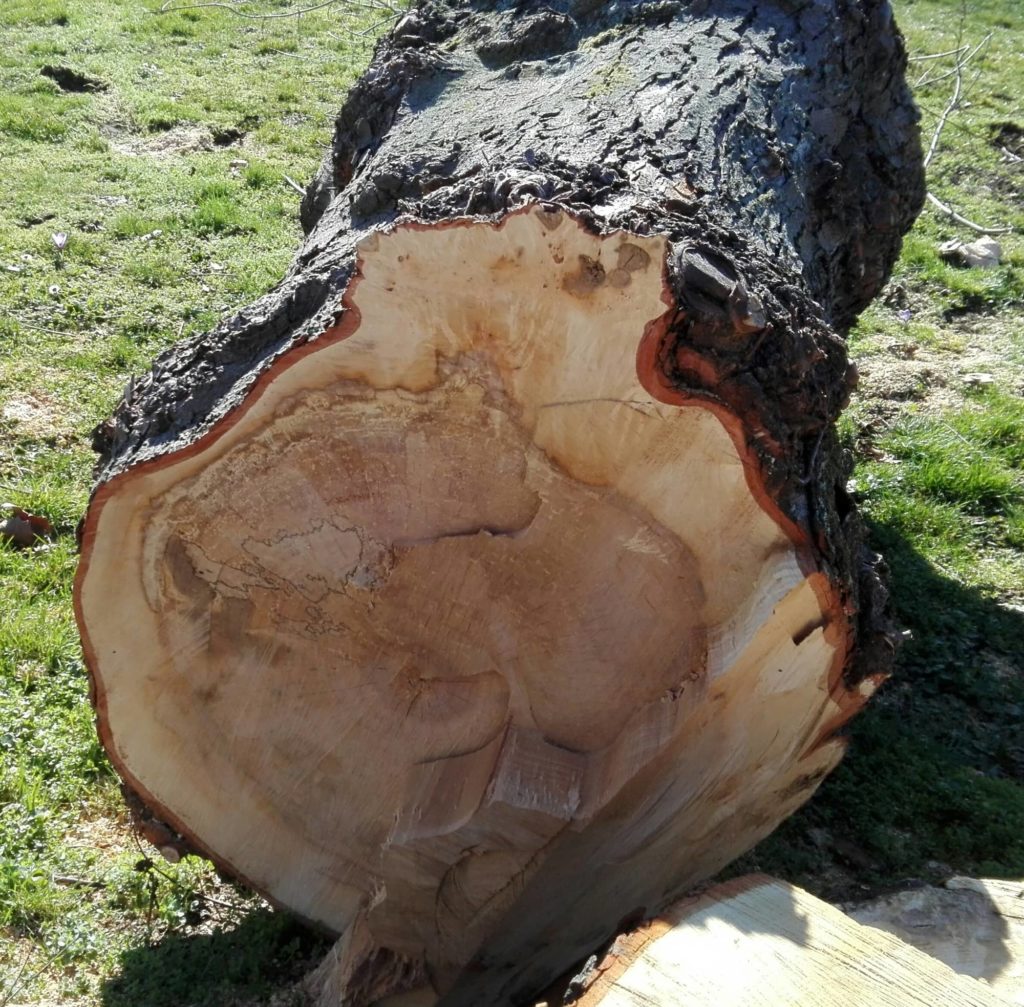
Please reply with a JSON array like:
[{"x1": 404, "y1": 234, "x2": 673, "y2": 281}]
[{"x1": 75, "y1": 0, "x2": 923, "y2": 1003}]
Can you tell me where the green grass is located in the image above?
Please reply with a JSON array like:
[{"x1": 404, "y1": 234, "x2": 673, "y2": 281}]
[
  {"x1": 2, "y1": 0, "x2": 70, "y2": 28},
  {"x1": 873, "y1": 391, "x2": 1024, "y2": 517},
  {"x1": 0, "y1": 0, "x2": 1021, "y2": 1002},
  {"x1": 0, "y1": 0, "x2": 380, "y2": 1001},
  {"x1": 737, "y1": 0, "x2": 1024, "y2": 898},
  {"x1": 0, "y1": 90, "x2": 84, "y2": 141},
  {"x1": 879, "y1": 0, "x2": 1024, "y2": 316}
]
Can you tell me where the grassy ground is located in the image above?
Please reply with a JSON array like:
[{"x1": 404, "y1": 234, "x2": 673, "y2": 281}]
[
  {"x1": 0, "y1": 0, "x2": 1021, "y2": 1004},
  {"x1": 0, "y1": 2, "x2": 377, "y2": 1002},
  {"x1": 736, "y1": 0, "x2": 1024, "y2": 897}
]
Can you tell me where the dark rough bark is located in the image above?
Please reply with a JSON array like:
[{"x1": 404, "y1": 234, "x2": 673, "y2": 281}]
[
  {"x1": 92, "y1": 0, "x2": 920, "y2": 680},
  {"x1": 84, "y1": 0, "x2": 922, "y2": 1002},
  {"x1": 95, "y1": 0, "x2": 923, "y2": 475}
]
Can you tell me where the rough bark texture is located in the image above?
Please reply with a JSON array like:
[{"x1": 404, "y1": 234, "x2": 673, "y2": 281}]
[
  {"x1": 79, "y1": 1, "x2": 923, "y2": 1004},
  {"x1": 92, "y1": 0, "x2": 920, "y2": 682}
]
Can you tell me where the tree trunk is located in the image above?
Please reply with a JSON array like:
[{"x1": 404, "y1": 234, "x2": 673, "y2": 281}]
[{"x1": 75, "y1": 0, "x2": 922, "y2": 1003}]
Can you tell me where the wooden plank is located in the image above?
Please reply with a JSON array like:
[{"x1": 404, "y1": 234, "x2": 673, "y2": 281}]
[
  {"x1": 571, "y1": 875, "x2": 1010, "y2": 1006},
  {"x1": 365, "y1": 875, "x2": 1012, "y2": 1006},
  {"x1": 848, "y1": 877, "x2": 1024, "y2": 1005}
]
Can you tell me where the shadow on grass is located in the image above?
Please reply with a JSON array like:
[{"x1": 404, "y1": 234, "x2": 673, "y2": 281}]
[
  {"x1": 101, "y1": 908, "x2": 329, "y2": 1007},
  {"x1": 736, "y1": 515, "x2": 1024, "y2": 899}
]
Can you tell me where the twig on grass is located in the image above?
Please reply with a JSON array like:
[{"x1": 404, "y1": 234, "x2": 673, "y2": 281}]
[
  {"x1": 914, "y1": 34, "x2": 988, "y2": 89},
  {"x1": 0, "y1": 945, "x2": 34, "y2": 1007},
  {"x1": 921, "y1": 34, "x2": 990, "y2": 168},
  {"x1": 11, "y1": 318, "x2": 80, "y2": 336},
  {"x1": 261, "y1": 46, "x2": 313, "y2": 59},
  {"x1": 342, "y1": 12, "x2": 404, "y2": 36},
  {"x1": 52, "y1": 874, "x2": 105, "y2": 889},
  {"x1": 283, "y1": 174, "x2": 306, "y2": 196},
  {"x1": 915, "y1": 27, "x2": 1014, "y2": 235},
  {"x1": 926, "y1": 192, "x2": 1013, "y2": 236},
  {"x1": 908, "y1": 44, "x2": 969, "y2": 62},
  {"x1": 0, "y1": 945, "x2": 67, "y2": 1007},
  {"x1": 159, "y1": 0, "x2": 338, "y2": 17},
  {"x1": 923, "y1": 65, "x2": 963, "y2": 171}
]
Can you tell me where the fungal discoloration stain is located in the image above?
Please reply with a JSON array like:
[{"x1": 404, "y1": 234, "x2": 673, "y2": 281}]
[
  {"x1": 617, "y1": 242, "x2": 651, "y2": 273},
  {"x1": 536, "y1": 207, "x2": 563, "y2": 231},
  {"x1": 563, "y1": 254, "x2": 606, "y2": 297}
]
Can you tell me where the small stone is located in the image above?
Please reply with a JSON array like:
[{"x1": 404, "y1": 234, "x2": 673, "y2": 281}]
[
  {"x1": 962, "y1": 372, "x2": 995, "y2": 387},
  {"x1": 0, "y1": 506, "x2": 51, "y2": 547},
  {"x1": 0, "y1": 516, "x2": 35, "y2": 547},
  {"x1": 48, "y1": 284, "x2": 61, "y2": 296},
  {"x1": 939, "y1": 236, "x2": 1001, "y2": 269}
]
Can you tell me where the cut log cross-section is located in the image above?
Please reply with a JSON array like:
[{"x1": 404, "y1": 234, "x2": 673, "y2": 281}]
[{"x1": 75, "y1": 1, "x2": 924, "y2": 1004}]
